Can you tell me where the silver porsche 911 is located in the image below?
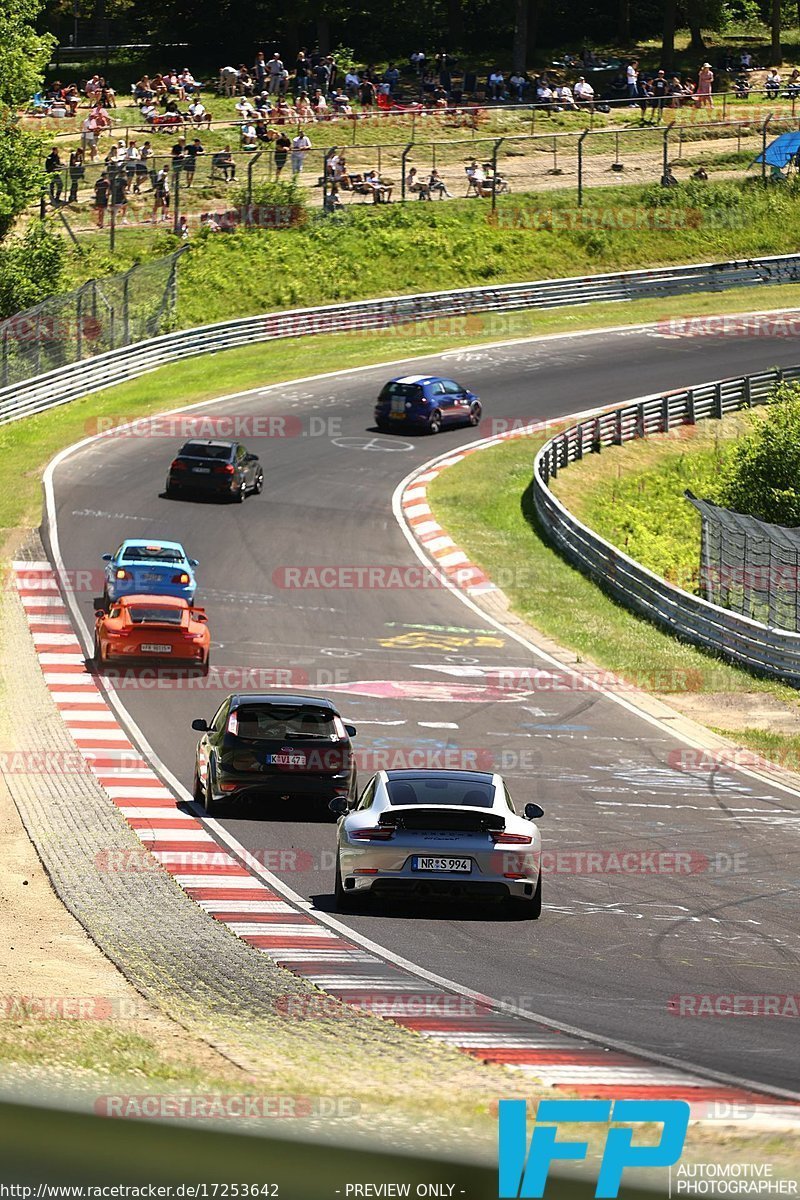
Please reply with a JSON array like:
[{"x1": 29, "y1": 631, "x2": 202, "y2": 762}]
[{"x1": 330, "y1": 769, "x2": 543, "y2": 916}]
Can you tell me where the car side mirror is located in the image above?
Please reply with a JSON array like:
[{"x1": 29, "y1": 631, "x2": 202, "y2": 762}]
[
  {"x1": 94, "y1": 609, "x2": 106, "y2": 619},
  {"x1": 245, "y1": 453, "x2": 257, "y2": 462},
  {"x1": 189, "y1": 559, "x2": 199, "y2": 567},
  {"x1": 344, "y1": 724, "x2": 357, "y2": 738},
  {"x1": 191, "y1": 718, "x2": 209, "y2": 731},
  {"x1": 329, "y1": 796, "x2": 348, "y2": 816},
  {"x1": 101, "y1": 553, "x2": 112, "y2": 561},
  {"x1": 524, "y1": 802, "x2": 544, "y2": 820}
]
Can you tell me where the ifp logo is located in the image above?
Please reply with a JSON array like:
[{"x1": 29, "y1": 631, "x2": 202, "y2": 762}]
[{"x1": 498, "y1": 1099, "x2": 690, "y2": 1198}]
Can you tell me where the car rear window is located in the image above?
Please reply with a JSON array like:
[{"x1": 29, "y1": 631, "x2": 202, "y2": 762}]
[
  {"x1": 122, "y1": 545, "x2": 185, "y2": 563},
  {"x1": 178, "y1": 442, "x2": 233, "y2": 460},
  {"x1": 234, "y1": 705, "x2": 337, "y2": 740},
  {"x1": 386, "y1": 778, "x2": 495, "y2": 807},
  {"x1": 128, "y1": 606, "x2": 184, "y2": 625},
  {"x1": 380, "y1": 383, "x2": 424, "y2": 402}
]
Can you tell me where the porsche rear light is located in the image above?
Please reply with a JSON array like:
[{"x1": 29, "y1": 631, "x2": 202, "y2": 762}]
[
  {"x1": 213, "y1": 463, "x2": 235, "y2": 475},
  {"x1": 226, "y1": 710, "x2": 239, "y2": 736},
  {"x1": 172, "y1": 572, "x2": 190, "y2": 584},
  {"x1": 349, "y1": 827, "x2": 395, "y2": 841},
  {"x1": 170, "y1": 459, "x2": 188, "y2": 471},
  {"x1": 490, "y1": 832, "x2": 533, "y2": 845}
]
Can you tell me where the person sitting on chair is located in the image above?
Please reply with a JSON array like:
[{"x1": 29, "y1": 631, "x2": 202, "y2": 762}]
[{"x1": 406, "y1": 166, "x2": 431, "y2": 199}]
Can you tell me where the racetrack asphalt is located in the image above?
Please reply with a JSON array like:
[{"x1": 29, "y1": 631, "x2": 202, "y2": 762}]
[{"x1": 47, "y1": 323, "x2": 800, "y2": 1095}]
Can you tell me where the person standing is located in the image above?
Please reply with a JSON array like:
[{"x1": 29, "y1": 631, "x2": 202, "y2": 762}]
[
  {"x1": 291, "y1": 128, "x2": 311, "y2": 176},
  {"x1": 626, "y1": 59, "x2": 639, "y2": 104},
  {"x1": 697, "y1": 62, "x2": 714, "y2": 108},
  {"x1": 650, "y1": 70, "x2": 669, "y2": 121},
  {"x1": 45, "y1": 146, "x2": 63, "y2": 203},
  {"x1": 274, "y1": 130, "x2": 291, "y2": 176},
  {"x1": 94, "y1": 171, "x2": 110, "y2": 227},
  {"x1": 67, "y1": 148, "x2": 84, "y2": 202}
]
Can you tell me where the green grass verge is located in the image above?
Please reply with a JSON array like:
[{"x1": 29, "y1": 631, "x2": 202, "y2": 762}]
[{"x1": 426, "y1": 422, "x2": 800, "y2": 705}]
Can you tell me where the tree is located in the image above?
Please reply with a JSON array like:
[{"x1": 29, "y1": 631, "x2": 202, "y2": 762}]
[
  {"x1": 0, "y1": 222, "x2": 65, "y2": 319},
  {"x1": 0, "y1": 0, "x2": 55, "y2": 108},
  {"x1": 661, "y1": 0, "x2": 677, "y2": 71},
  {"x1": 618, "y1": 0, "x2": 630, "y2": 44},
  {"x1": 512, "y1": 0, "x2": 527, "y2": 71},
  {"x1": 771, "y1": 0, "x2": 781, "y2": 64},
  {"x1": 0, "y1": 0, "x2": 54, "y2": 241},
  {"x1": 714, "y1": 385, "x2": 800, "y2": 526}
]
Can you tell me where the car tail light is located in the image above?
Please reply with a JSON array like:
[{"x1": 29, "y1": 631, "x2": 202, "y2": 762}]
[
  {"x1": 213, "y1": 463, "x2": 235, "y2": 475},
  {"x1": 353, "y1": 868, "x2": 379, "y2": 875},
  {"x1": 349, "y1": 827, "x2": 395, "y2": 841},
  {"x1": 114, "y1": 568, "x2": 131, "y2": 580},
  {"x1": 170, "y1": 460, "x2": 187, "y2": 471},
  {"x1": 490, "y1": 832, "x2": 533, "y2": 845},
  {"x1": 226, "y1": 710, "x2": 239, "y2": 736},
  {"x1": 172, "y1": 572, "x2": 190, "y2": 584},
  {"x1": 220, "y1": 781, "x2": 239, "y2": 792},
  {"x1": 333, "y1": 716, "x2": 347, "y2": 739}
]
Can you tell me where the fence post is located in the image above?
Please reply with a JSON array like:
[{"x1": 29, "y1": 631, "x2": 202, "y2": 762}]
[
  {"x1": 615, "y1": 408, "x2": 623, "y2": 444},
  {"x1": 1, "y1": 324, "x2": 8, "y2": 388},
  {"x1": 743, "y1": 375, "x2": 751, "y2": 408},
  {"x1": 577, "y1": 129, "x2": 589, "y2": 206},
  {"x1": 76, "y1": 286, "x2": 83, "y2": 361},
  {"x1": 761, "y1": 113, "x2": 773, "y2": 181},
  {"x1": 687, "y1": 389, "x2": 696, "y2": 424},
  {"x1": 662, "y1": 394, "x2": 670, "y2": 432},
  {"x1": 172, "y1": 166, "x2": 181, "y2": 236},
  {"x1": 321, "y1": 146, "x2": 335, "y2": 212},
  {"x1": 246, "y1": 150, "x2": 263, "y2": 209},
  {"x1": 109, "y1": 163, "x2": 116, "y2": 254},
  {"x1": 662, "y1": 122, "x2": 674, "y2": 185},
  {"x1": 400, "y1": 142, "x2": 414, "y2": 202},
  {"x1": 491, "y1": 137, "x2": 504, "y2": 213},
  {"x1": 714, "y1": 381, "x2": 723, "y2": 418},
  {"x1": 122, "y1": 269, "x2": 131, "y2": 346}
]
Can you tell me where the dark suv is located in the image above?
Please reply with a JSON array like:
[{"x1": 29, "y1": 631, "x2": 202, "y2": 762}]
[
  {"x1": 166, "y1": 439, "x2": 263, "y2": 503},
  {"x1": 191, "y1": 693, "x2": 358, "y2": 814}
]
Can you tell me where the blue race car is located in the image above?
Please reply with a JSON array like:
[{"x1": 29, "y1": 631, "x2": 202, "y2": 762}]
[
  {"x1": 374, "y1": 375, "x2": 482, "y2": 434},
  {"x1": 102, "y1": 540, "x2": 199, "y2": 605}
]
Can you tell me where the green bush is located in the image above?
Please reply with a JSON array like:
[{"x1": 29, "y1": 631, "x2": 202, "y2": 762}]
[{"x1": 712, "y1": 384, "x2": 800, "y2": 525}]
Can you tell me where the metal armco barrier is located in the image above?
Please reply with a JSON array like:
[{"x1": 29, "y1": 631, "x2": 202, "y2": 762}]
[
  {"x1": 3, "y1": 251, "x2": 800, "y2": 425},
  {"x1": 533, "y1": 364, "x2": 800, "y2": 684}
]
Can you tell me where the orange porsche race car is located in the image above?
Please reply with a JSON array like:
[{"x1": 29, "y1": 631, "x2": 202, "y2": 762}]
[{"x1": 94, "y1": 594, "x2": 211, "y2": 673}]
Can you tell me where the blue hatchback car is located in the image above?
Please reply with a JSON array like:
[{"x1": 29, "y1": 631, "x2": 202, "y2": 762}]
[
  {"x1": 102, "y1": 540, "x2": 199, "y2": 605},
  {"x1": 374, "y1": 376, "x2": 482, "y2": 434}
]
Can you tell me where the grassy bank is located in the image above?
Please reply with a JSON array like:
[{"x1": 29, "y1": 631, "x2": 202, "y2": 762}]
[{"x1": 55, "y1": 177, "x2": 800, "y2": 327}]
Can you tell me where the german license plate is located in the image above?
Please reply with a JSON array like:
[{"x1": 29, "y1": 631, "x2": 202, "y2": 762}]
[
  {"x1": 141, "y1": 643, "x2": 172, "y2": 653},
  {"x1": 193, "y1": 466, "x2": 211, "y2": 473},
  {"x1": 142, "y1": 572, "x2": 161, "y2": 581},
  {"x1": 266, "y1": 753, "x2": 306, "y2": 766},
  {"x1": 412, "y1": 856, "x2": 471, "y2": 873}
]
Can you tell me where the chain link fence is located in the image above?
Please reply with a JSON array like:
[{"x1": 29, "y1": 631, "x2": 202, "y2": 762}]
[
  {"x1": 0, "y1": 250, "x2": 184, "y2": 389},
  {"x1": 688, "y1": 492, "x2": 800, "y2": 632},
  {"x1": 42, "y1": 111, "x2": 800, "y2": 243}
]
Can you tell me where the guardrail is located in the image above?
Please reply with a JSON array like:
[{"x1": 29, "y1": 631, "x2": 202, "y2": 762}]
[
  {"x1": 3, "y1": 250, "x2": 800, "y2": 425},
  {"x1": 533, "y1": 363, "x2": 800, "y2": 684}
]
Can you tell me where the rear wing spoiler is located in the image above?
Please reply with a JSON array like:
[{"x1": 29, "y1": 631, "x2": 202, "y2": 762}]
[{"x1": 378, "y1": 806, "x2": 505, "y2": 832}]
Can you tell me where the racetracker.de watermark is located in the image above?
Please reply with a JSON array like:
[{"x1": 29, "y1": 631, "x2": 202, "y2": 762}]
[
  {"x1": 0, "y1": 995, "x2": 141, "y2": 1019},
  {"x1": 93, "y1": 1095, "x2": 359, "y2": 1120},
  {"x1": 488, "y1": 206, "x2": 747, "y2": 231},
  {"x1": 84, "y1": 414, "x2": 343, "y2": 439},
  {"x1": 658, "y1": 313, "x2": 800, "y2": 339},
  {"x1": 669, "y1": 994, "x2": 800, "y2": 1017}
]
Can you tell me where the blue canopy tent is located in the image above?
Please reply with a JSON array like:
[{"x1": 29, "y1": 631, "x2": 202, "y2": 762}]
[{"x1": 751, "y1": 130, "x2": 800, "y2": 175}]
